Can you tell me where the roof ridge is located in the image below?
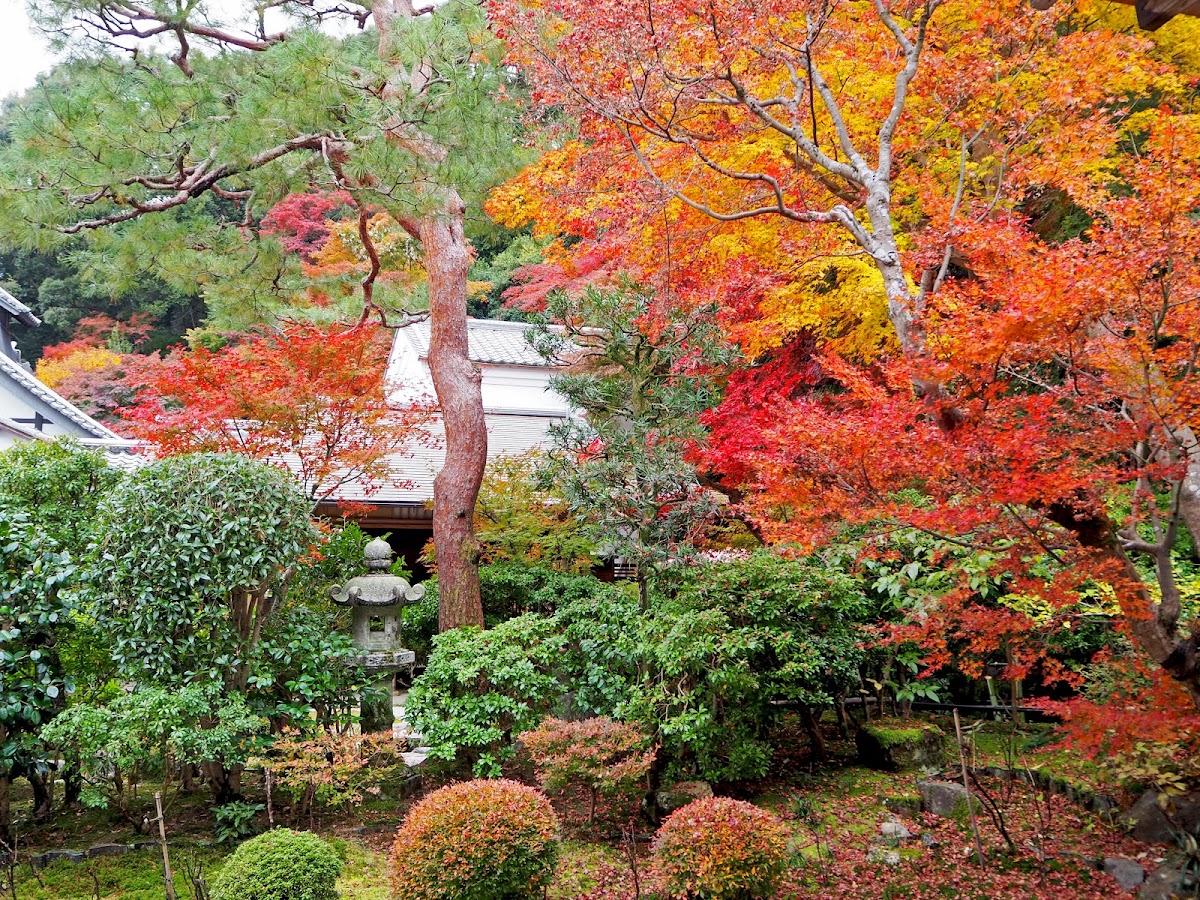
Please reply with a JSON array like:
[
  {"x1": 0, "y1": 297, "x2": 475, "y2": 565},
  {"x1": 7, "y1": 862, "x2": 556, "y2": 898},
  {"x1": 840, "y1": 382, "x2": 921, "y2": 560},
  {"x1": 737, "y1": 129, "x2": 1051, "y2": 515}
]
[
  {"x1": 0, "y1": 353, "x2": 122, "y2": 440},
  {"x1": 465, "y1": 317, "x2": 534, "y2": 330},
  {"x1": 0, "y1": 286, "x2": 40, "y2": 327},
  {"x1": 0, "y1": 417, "x2": 47, "y2": 441}
]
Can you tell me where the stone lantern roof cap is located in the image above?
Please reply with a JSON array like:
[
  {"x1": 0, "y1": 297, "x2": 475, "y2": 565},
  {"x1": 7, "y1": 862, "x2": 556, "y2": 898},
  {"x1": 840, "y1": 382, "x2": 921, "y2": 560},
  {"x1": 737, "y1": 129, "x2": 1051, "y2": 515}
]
[{"x1": 329, "y1": 537, "x2": 426, "y2": 608}]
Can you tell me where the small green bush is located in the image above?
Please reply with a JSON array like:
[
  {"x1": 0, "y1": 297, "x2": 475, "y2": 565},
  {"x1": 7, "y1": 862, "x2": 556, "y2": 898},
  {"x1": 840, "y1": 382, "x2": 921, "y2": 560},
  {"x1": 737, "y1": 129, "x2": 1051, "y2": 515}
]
[
  {"x1": 405, "y1": 615, "x2": 566, "y2": 776},
  {"x1": 390, "y1": 779, "x2": 560, "y2": 900},
  {"x1": 210, "y1": 828, "x2": 341, "y2": 900},
  {"x1": 402, "y1": 563, "x2": 617, "y2": 660},
  {"x1": 653, "y1": 797, "x2": 791, "y2": 900},
  {"x1": 557, "y1": 550, "x2": 869, "y2": 782}
]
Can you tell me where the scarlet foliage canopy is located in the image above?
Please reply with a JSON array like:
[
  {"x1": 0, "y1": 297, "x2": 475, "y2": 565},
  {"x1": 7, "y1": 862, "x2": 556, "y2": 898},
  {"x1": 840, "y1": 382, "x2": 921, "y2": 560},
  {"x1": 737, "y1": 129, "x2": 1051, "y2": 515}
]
[
  {"x1": 260, "y1": 191, "x2": 353, "y2": 263},
  {"x1": 123, "y1": 322, "x2": 433, "y2": 504},
  {"x1": 491, "y1": 0, "x2": 1200, "y2": 719},
  {"x1": 705, "y1": 120, "x2": 1200, "y2": 691}
]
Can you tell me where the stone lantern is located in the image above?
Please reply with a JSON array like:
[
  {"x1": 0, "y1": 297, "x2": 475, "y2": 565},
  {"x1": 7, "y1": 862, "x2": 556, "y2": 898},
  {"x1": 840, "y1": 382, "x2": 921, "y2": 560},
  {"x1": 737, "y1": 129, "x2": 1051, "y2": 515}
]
[{"x1": 330, "y1": 537, "x2": 424, "y2": 733}]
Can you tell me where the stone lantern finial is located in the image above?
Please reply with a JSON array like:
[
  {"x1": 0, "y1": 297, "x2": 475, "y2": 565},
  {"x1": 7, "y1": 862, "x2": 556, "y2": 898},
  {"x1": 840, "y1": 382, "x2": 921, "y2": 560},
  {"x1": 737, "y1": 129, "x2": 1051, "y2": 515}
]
[{"x1": 364, "y1": 537, "x2": 394, "y2": 571}]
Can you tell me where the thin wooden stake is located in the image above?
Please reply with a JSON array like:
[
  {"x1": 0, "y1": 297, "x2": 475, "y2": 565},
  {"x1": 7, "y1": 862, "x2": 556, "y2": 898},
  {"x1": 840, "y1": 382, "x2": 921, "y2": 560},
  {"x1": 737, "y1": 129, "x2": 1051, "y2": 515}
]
[
  {"x1": 953, "y1": 709, "x2": 986, "y2": 869},
  {"x1": 155, "y1": 792, "x2": 177, "y2": 900},
  {"x1": 266, "y1": 769, "x2": 275, "y2": 829}
]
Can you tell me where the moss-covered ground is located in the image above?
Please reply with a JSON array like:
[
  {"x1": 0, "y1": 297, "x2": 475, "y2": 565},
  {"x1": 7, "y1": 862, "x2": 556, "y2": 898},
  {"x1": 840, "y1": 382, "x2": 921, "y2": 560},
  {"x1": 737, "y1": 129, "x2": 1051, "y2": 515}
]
[{"x1": 1, "y1": 714, "x2": 1170, "y2": 900}]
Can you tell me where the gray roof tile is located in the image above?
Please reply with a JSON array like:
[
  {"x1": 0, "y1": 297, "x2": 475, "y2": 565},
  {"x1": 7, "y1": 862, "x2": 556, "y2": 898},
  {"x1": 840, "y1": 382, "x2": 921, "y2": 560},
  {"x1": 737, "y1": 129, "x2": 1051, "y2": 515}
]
[
  {"x1": 0, "y1": 287, "x2": 40, "y2": 327},
  {"x1": 402, "y1": 318, "x2": 554, "y2": 367}
]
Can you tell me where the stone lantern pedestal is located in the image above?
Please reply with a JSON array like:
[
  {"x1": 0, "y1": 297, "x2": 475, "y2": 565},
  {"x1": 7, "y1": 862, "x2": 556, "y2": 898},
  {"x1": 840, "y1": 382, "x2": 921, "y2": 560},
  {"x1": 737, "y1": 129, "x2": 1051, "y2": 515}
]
[{"x1": 330, "y1": 538, "x2": 424, "y2": 733}]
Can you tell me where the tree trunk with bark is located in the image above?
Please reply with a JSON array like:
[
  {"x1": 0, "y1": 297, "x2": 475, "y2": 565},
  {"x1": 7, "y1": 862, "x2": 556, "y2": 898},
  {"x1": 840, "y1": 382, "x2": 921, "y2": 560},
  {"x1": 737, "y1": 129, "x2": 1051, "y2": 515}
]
[
  {"x1": 1048, "y1": 503, "x2": 1200, "y2": 706},
  {"x1": 420, "y1": 198, "x2": 487, "y2": 631},
  {"x1": 0, "y1": 776, "x2": 9, "y2": 851},
  {"x1": 1173, "y1": 427, "x2": 1200, "y2": 558},
  {"x1": 202, "y1": 761, "x2": 244, "y2": 806}
]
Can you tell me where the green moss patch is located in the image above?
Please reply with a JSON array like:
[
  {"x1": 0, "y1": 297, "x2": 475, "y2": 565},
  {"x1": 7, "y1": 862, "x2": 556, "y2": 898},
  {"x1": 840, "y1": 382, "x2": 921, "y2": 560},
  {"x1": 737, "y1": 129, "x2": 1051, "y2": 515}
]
[{"x1": 857, "y1": 719, "x2": 947, "y2": 772}]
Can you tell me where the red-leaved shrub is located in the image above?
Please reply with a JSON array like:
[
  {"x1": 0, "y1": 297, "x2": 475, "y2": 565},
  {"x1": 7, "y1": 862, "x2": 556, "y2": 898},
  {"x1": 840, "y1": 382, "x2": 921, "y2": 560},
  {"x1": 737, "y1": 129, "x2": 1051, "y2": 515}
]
[
  {"x1": 390, "y1": 779, "x2": 560, "y2": 900},
  {"x1": 653, "y1": 797, "x2": 791, "y2": 900},
  {"x1": 521, "y1": 716, "x2": 654, "y2": 824}
]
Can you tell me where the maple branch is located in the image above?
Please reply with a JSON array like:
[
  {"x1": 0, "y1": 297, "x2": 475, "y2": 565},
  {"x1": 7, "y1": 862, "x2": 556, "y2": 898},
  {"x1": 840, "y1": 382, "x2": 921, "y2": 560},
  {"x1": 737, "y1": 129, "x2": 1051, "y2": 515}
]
[
  {"x1": 802, "y1": 29, "x2": 872, "y2": 182},
  {"x1": 875, "y1": 0, "x2": 940, "y2": 177},
  {"x1": 723, "y1": 61, "x2": 862, "y2": 188},
  {"x1": 920, "y1": 127, "x2": 981, "y2": 306},
  {"x1": 1117, "y1": 452, "x2": 1186, "y2": 633},
  {"x1": 618, "y1": 125, "x2": 873, "y2": 245},
  {"x1": 1003, "y1": 504, "x2": 1066, "y2": 565}
]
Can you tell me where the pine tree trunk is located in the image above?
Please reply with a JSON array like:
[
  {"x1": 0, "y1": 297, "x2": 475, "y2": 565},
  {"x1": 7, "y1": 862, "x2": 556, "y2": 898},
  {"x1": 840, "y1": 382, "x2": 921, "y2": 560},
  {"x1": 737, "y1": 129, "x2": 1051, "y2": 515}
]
[
  {"x1": 373, "y1": 0, "x2": 487, "y2": 631},
  {"x1": 420, "y1": 196, "x2": 486, "y2": 631}
]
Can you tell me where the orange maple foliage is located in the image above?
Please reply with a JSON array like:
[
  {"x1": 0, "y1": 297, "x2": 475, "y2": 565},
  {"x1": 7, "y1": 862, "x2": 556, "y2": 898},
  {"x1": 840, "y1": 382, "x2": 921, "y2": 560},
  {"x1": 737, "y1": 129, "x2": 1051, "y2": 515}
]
[
  {"x1": 706, "y1": 117, "x2": 1200, "y2": 709},
  {"x1": 490, "y1": 0, "x2": 1181, "y2": 361},
  {"x1": 492, "y1": 0, "x2": 1200, "y2": 716}
]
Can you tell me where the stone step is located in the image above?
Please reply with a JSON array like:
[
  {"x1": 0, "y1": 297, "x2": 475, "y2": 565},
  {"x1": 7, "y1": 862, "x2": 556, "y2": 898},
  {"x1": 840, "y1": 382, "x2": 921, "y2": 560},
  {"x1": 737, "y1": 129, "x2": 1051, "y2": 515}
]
[{"x1": 401, "y1": 748, "x2": 431, "y2": 768}]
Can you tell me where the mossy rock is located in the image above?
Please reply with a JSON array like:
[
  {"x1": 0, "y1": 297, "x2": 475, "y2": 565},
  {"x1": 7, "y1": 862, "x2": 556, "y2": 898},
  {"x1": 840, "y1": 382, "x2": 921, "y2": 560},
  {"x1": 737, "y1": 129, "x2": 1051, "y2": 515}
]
[
  {"x1": 883, "y1": 793, "x2": 922, "y2": 817},
  {"x1": 856, "y1": 720, "x2": 946, "y2": 772}
]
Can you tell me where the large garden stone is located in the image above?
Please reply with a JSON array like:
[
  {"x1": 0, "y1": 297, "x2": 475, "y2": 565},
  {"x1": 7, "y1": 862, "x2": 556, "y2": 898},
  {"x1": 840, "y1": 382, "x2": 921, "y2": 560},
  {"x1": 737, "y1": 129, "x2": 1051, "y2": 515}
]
[
  {"x1": 918, "y1": 780, "x2": 979, "y2": 818},
  {"x1": 884, "y1": 793, "x2": 921, "y2": 817},
  {"x1": 656, "y1": 780, "x2": 714, "y2": 816},
  {"x1": 880, "y1": 821, "x2": 912, "y2": 840},
  {"x1": 87, "y1": 843, "x2": 131, "y2": 858},
  {"x1": 1104, "y1": 857, "x2": 1146, "y2": 892},
  {"x1": 867, "y1": 846, "x2": 901, "y2": 866},
  {"x1": 34, "y1": 849, "x2": 85, "y2": 866},
  {"x1": 1124, "y1": 790, "x2": 1200, "y2": 843},
  {"x1": 1140, "y1": 855, "x2": 1197, "y2": 900},
  {"x1": 856, "y1": 720, "x2": 945, "y2": 772}
]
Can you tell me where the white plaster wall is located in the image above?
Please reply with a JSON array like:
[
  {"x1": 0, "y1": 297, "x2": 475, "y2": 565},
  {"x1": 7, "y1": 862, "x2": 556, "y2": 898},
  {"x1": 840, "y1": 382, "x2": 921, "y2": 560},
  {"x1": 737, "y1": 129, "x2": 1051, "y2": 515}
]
[
  {"x1": 480, "y1": 365, "x2": 569, "y2": 416},
  {"x1": 0, "y1": 380, "x2": 74, "y2": 438},
  {"x1": 0, "y1": 380, "x2": 31, "y2": 421}
]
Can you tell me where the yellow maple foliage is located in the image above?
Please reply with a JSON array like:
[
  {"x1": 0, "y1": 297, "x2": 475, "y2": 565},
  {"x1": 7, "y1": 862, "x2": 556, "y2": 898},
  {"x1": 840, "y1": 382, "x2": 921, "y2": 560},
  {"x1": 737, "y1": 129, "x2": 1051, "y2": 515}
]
[
  {"x1": 36, "y1": 347, "x2": 122, "y2": 389},
  {"x1": 491, "y1": 0, "x2": 1197, "y2": 372}
]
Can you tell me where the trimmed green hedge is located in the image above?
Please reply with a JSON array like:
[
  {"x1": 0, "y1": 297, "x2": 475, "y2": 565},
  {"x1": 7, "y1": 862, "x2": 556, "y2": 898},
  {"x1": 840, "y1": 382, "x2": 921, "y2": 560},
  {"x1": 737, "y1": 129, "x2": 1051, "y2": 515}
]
[{"x1": 210, "y1": 828, "x2": 341, "y2": 900}]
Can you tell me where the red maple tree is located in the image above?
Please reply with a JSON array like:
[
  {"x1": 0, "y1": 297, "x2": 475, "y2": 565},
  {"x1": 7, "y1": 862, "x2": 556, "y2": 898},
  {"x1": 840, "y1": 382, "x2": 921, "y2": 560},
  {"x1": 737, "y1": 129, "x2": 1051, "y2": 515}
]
[
  {"x1": 122, "y1": 322, "x2": 435, "y2": 506},
  {"x1": 491, "y1": 0, "x2": 1200, "y2": 729},
  {"x1": 260, "y1": 191, "x2": 354, "y2": 263},
  {"x1": 705, "y1": 119, "x2": 1200, "y2": 711}
]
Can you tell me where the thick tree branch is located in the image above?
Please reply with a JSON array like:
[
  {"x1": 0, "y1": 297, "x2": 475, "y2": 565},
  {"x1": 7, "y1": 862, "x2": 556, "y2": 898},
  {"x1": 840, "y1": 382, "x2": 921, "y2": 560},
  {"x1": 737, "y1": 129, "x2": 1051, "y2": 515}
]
[{"x1": 55, "y1": 133, "x2": 342, "y2": 233}]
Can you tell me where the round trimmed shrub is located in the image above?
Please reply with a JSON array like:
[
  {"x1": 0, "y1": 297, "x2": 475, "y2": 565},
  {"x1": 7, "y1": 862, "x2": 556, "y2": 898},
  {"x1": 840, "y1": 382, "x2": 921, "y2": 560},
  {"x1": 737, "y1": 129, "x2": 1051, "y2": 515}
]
[
  {"x1": 210, "y1": 828, "x2": 341, "y2": 900},
  {"x1": 653, "y1": 797, "x2": 791, "y2": 900},
  {"x1": 390, "y1": 779, "x2": 560, "y2": 900}
]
